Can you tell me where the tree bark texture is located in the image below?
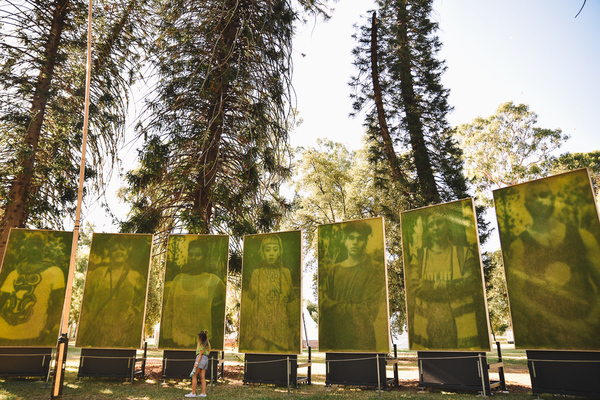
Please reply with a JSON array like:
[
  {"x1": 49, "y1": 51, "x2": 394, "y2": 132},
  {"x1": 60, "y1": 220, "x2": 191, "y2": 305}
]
[
  {"x1": 0, "y1": 0, "x2": 71, "y2": 259},
  {"x1": 370, "y1": 12, "x2": 411, "y2": 194},
  {"x1": 192, "y1": 0, "x2": 242, "y2": 233},
  {"x1": 395, "y1": 1, "x2": 440, "y2": 204}
]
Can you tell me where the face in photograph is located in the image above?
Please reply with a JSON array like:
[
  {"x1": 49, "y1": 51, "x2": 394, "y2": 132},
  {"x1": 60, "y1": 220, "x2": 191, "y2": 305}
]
[
  {"x1": 239, "y1": 231, "x2": 301, "y2": 354},
  {"x1": 0, "y1": 229, "x2": 72, "y2": 346},
  {"x1": 402, "y1": 199, "x2": 490, "y2": 351},
  {"x1": 159, "y1": 235, "x2": 228, "y2": 350},
  {"x1": 76, "y1": 233, "x2": 152, "y2": 349},
  {"x1": 318, "y1": 218, "x2": 389, "y2": 353},
  {"x1": 494, "y1": 169, "x2": 600, "y2": 350}
]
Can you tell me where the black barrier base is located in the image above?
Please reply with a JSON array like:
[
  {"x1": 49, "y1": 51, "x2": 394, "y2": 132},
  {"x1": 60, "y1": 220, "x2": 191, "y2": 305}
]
[
  {"x1": 77, "y1": 348, "x2": 144, "y2": 381},
  {"x1": 243, "y1": 354, "x2": 297, "y2": 386},
  {"x1": 418, "y1": 351, "x2": 499, "y2": 394},
  {"x1": 162, "y1": 350, "x2": 220, "y2": 381},
  {"x1": 325, "y1": 353, "x2": 387, "y2": 388},
  {"x1": 0, "y1": 347, "x2": 53, "y2": 378},
  {"x1": 527, "y1": 350, "x2": 600, "y2": 398}
]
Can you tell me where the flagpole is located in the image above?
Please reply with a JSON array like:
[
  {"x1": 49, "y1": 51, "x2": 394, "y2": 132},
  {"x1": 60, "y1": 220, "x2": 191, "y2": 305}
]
[{"x1": 51, "y1": 0, "x2": 92, "y2": 397}]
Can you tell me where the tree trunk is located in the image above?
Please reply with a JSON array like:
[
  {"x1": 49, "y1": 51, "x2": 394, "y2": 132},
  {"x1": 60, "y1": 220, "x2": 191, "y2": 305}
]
[
  {"x1": 93, "y1": 0, "x2": 136, "y2": 72},
  {"x1": 370, "y1": 12, "x2": 411, "y2": 196},
  {"x1": 396, "y1": 0, "x2": 440, "y2": 204},
  {"x1": 0, "y1": 0, "x2": 70, "y2": 259},
  {"x1": 191, "y1": 1, "x2": 242, "y2": 233}
]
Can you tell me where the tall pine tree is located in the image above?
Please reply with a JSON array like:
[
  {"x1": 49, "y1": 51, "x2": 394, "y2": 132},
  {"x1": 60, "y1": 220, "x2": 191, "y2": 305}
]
[
  {"x1": 350, "y1": 0, "x2": 468, "y2": 207},
  {"x1": 121, "y1": 0, "x2": 330, "y2": 270},
  {"x1": 0, "y1": 0, "x2": 147, "y2": 259},
  {"x1": 350, "y1": 0, "x2": 486, "y2": 331}
]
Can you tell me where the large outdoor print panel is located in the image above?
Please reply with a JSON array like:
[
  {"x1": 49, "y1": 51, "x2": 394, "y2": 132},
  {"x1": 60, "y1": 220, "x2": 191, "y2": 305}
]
[
  {"x1": 159, "y1": 234, "x2": 229, "y2": 351},
  {"x1": 318, "y1": 217, "x2": 390, "y2": 353},
  {"x1": 76, "y1": 233, "x2": 153, "y2": 349},
  {"x1": 401, "y1": 199, "x2": 491, "y2": 351},
  {"x1": 494, "y1": 169, "x2": 600, "y2": 350},
  {"x1": 0, "y1": 229, "x2": 73, "y2": 347},
  {"x1": 239, "y1": 231, "x2": 302, "y2": 354}
]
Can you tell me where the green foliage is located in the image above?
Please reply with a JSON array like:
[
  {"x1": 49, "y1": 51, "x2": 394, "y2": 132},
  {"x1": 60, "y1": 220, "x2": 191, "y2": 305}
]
[
  {"x1": 348, "y1": 0, "x2": 482, "y2": 334},
  {"x1": 286, "y1": 140, "x2": 371, "y2": 267},
  {"x1": 305, "y1": 299, "x2": 318, "y2": 324},
  {"x1": 544, "y1": 151, "x2": 600, "y2": 206},
  {"x1": 0, "y1": 0, "x2": 146, "y2": 260},
  {"x1": 68, "y1": 223, "x2": 94, "y2": 331},
  {"x1": 121, "y1": 0, "x2": 311, "y2": 257},
  {"x1": 350, "y1": 0, "x2": 469, "y2": 207},
  {"x1": 482, "y1": 250, "x2": 510, "y2": 339},
  {"x1": 454, "y1": 101, "x2": 569, "y2": 207},
  {"x1": 145, "y1": 244, "x2": 165, "y2": 337},
  {"x1": 284, "y1": 139, "x2": 407, "y2": 335}
]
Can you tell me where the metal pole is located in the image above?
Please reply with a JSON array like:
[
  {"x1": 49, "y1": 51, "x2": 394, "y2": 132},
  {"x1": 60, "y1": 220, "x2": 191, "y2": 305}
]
[
  {"x1": 376, "y1": 353, "x2": 381, "y2": 398},
  {"x1": 287, "y1": 356, "x2": 290, "y2": 395},
  {"x1": 393, "y1": 343, "x2": 398, "y2": 387},
  {"x1": 50, "y1": 0, "x2": 92, "y2": 397},
  {"x1": 130, "y1": 357, "x2": 135, "y2": 390},
  {"x1": 141, "y1": 342, "x2": 147, "y2": 379},
  {"x1": 307, "y1": 346, "x2": 312, "y2": 385},
  {"x1": 478, "y1": 353, "x2": 487, "y2": 399},
  {"x1": 496, "y1": 341, "x2": 507, "y2": 391},
  {"x1": 302, "y1": 311, "x2": 309, "y2": 349},
  {"x1": 210, "y1": 356, "x2": 214, "y2": 392},
  {"x1": 220, "y1": 351, "x2": 225, "y2": 381}
]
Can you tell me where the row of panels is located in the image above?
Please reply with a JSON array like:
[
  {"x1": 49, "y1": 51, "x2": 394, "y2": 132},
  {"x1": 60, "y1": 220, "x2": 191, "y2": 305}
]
[{"x1": 0, "y1": 168, "x2": 599, "y2": 352}]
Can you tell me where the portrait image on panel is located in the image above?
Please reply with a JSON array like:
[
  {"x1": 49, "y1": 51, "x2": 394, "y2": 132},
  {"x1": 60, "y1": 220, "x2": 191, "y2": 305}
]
[
  {"x1": 494, "y1": 169, "x2": 600, "y2": 350},
  {"x1": 0, "y1": 229, "x2": 73, "y2": 347},
  {"x1": 76, "y1": 233, "x2": 152, "y2": 348},
  {"x1": 239, "y1": 231, "x2": 302, "y2": 354},
  {"x1": 159, "y1": 234, "x2": 228, "y2": 350},
  {"x1": 401, "y1": 199, "x2": 491, "y2": 351},
  {"x1": 318, "y1": 217, "x2": 389, "y2": 353}
]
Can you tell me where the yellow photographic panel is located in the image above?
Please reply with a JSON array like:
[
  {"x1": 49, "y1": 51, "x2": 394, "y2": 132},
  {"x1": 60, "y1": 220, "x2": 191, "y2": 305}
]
[
  {"x1": 0, "y1": 229, "x2": 73, "y2": 347},
  {"x1": 318, "y1": 217, "x2": 389, "y2": 353},
  {"x1": 401, "y1": 199, "x2": 491, "y2": 351},
  {"x1": 494, "y1": 169, "x2": 600, "y2": 350},
  {"x1": 76, "y1": 233, "x2": 152, "y2": 349},
  {"x1": 239, "y1": 231, "x2": 302, "y2": 354},
  {"x1": 159, "y1": 234, "x2": 229, "y2": 350}
]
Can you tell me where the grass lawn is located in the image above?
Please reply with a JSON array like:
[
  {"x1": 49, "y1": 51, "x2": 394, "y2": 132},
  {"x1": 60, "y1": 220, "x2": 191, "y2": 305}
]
[{"x1": 0, "y1": 346, "x2": 547, "y2": 400}]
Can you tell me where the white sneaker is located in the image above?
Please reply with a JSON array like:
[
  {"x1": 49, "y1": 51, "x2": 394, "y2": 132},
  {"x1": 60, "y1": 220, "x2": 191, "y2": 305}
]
[
  {"x1": 198, "y1": 394, "x2": 207, "y2": 398},
  {"x1": 184, "y1": 393, "x2": 197, "y2": 398}
]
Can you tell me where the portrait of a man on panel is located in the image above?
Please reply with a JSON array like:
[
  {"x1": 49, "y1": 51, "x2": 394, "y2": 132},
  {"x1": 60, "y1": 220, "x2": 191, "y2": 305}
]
[
  {"x1": 0, "y1": 229, "x2": 73, "y2": 347},
  {"x1": 76, "y1": 233, "x2": 152, "y2": 349},
  {"x1": 239, "y1": 231, "x2": 302, "y2": 354},
  {"x1": 494, "y1": 169, "x2": 600, "y2": 350},
  {"x1": 401, "y1": 199, "x2": 490, "y2": 351},
  {"x1": 159, "y1": 234, "x2": 228, "y2": 350},
  {"x1": 318, "y1": 217, "x2": 389, "y2": 353}
]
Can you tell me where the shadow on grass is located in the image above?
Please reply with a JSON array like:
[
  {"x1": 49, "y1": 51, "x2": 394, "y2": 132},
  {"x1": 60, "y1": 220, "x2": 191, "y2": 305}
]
[{"x1": 0, "y1": 350, "x2": 537, "y2": 400}]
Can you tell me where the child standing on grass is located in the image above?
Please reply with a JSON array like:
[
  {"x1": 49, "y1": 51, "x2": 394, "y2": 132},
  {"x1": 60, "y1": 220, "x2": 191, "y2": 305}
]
[{"x1": 187, "y1": 331, "x2": 211, "y2": 398}]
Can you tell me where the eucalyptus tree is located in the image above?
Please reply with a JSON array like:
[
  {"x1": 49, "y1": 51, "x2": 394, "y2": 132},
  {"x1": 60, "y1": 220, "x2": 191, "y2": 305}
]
[
  {"x1": 454, "y1": 101, "x2": 569, "y2": 206},
  {"x1": 546, "y1": 151, "x2": 600, "y2": 188},
  {"x1": 122, "y1": 0, "x2": 330, "y2": 271},
  {"x1": 286, "y1": 139, "x2": 407, "y2": 334},
  {"x1": 350, "y1": 0, "x2": 469, "y2": 209},
  {"x1": 0, "y1": 0, "x2": 147, "y2": 259}
]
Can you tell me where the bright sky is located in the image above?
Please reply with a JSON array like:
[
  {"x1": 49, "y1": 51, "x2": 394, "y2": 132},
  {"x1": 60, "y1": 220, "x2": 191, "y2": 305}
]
[
  {"x1": 92, "y1": 0, "x2": 600, "y2": 235},
  {"x1": 291, "y1": 0, "x2": 600, "y2": 154},
  {"x1": 288, "y1": 0, "x2": 600, "y2": 258}
]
